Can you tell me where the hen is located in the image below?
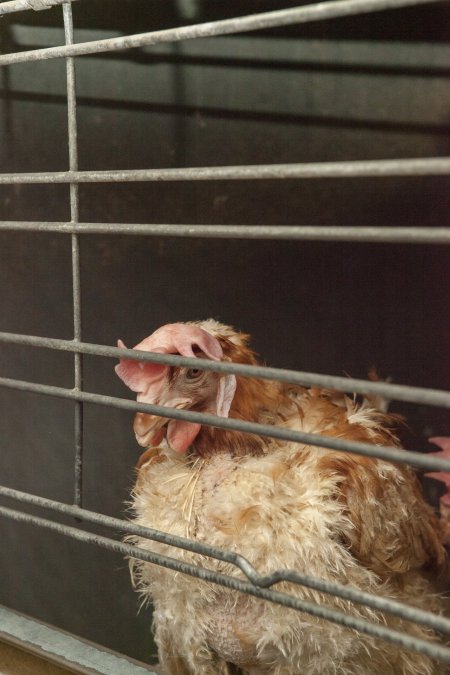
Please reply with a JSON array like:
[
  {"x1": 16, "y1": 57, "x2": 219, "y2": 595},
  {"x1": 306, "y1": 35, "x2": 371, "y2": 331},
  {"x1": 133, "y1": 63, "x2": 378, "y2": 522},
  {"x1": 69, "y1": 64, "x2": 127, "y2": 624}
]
[{"x1": 115, "y1": 320, "x2": 447, "y2": 675}]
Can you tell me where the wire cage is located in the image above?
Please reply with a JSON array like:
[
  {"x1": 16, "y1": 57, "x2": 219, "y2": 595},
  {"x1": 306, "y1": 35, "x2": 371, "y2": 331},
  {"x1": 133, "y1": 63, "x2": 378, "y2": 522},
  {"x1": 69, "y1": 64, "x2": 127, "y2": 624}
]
[{"x1": 0, "y1": 0, "x2": 449, "y2": 672}]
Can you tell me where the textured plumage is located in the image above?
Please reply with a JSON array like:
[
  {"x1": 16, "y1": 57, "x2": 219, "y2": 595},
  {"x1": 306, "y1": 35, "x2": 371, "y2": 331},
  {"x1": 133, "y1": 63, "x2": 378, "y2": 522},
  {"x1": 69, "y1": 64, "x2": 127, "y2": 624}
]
[
  {"x1": 426, "y1": 437, "x2": 450, "y2": 545},
  {"x1": 116, "y1": 320, "x2": 447, "y2": 675}
]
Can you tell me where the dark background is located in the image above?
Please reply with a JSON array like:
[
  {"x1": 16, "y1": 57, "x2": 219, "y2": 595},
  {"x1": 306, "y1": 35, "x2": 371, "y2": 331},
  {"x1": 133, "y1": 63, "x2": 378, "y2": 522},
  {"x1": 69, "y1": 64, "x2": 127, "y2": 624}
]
[{"x1": 0, "y1": 0, "x2": 449, "y2": 664}]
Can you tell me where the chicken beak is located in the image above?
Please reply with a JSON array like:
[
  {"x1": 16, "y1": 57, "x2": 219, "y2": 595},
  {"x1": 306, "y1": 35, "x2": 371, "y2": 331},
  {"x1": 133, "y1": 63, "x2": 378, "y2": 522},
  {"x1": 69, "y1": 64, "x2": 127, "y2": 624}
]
[
  {"x1": 133, "y1": 412, "x2": 166, "y2": 448},
  {"x1": 133, "y1": 396, "x2": 194, "y2": 449}
]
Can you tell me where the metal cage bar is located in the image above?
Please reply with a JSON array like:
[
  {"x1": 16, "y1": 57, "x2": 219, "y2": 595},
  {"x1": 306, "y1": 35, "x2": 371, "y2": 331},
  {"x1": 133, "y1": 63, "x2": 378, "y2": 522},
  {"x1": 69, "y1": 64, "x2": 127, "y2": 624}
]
[
  {"x1": 1, "y1": 222, "x2": 450, "y2": 244},
  {"x1": 0, "y1": 0, "x2": 80, "y2": 17},
  {"x1": 1, "y1": 374, "x2": 450, "y2": 473},
  {"x1": 0, "y1": 332, "x2": 448, "y2": 410},
  {"x1": 0, "y1": 605, "x2": 157, "y2": 674},
  {"x1": 1, "y1": 158, "x2": 450, "y2": 183},
  {"x1": 0, "y1": 0, "x2": 449, "y2": 669},
  {"x1": 62, "y1": 0, "x2": 84, "y2": 509},
  {"x1": 0, "y1": 0, "x2": 447, "y2": 66}
]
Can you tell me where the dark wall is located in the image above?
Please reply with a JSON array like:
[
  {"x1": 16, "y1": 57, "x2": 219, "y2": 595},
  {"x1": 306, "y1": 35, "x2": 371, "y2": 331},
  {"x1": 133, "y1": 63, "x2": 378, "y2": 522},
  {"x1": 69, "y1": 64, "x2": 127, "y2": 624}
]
[{"x1": 0, "y1": 0, "x2": 449, "y2": 664}]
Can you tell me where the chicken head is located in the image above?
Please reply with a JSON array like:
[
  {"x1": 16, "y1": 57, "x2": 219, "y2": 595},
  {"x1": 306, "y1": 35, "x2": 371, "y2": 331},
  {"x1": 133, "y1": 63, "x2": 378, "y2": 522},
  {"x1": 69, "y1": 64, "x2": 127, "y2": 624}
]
[{"x1": 115, "y1": 322, "x2": 236, "y2": 453}]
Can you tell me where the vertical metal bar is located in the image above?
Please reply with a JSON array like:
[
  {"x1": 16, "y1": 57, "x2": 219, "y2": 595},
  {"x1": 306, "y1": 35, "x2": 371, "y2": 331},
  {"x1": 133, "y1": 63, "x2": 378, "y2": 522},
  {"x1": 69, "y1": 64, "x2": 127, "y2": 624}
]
[
  {"x1": 62, "y1": 1, "x2": 83, "y2": 507},
  {"x1": 0, "y1": 28, "x2": 13, "y2": 165}
]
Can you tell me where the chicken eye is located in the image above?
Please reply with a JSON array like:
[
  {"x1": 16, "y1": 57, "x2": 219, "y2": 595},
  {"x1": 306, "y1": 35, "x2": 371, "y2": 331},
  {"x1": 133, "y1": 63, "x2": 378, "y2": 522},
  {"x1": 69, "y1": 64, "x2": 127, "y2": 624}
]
[{"x1": 185, "y1": 368, "x2": 203, "y2": 381}]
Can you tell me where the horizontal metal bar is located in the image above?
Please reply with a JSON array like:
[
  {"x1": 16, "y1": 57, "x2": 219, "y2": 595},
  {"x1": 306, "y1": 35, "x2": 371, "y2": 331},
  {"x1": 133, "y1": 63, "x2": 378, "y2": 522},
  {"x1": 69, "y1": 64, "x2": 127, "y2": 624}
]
[
  {"x1": 0, "y1": 0, "x2": 446, "y2": 66},
  {"x1": 0, "y1": 605, "x2": 156, "y2": 675},
  {"x1": 1, "y1": 504, "x2": 449, "y2": 665},
  {"x1": 0, "y1": 221, "x2": 449, "y2": 244},
  {"x1": 1, "y1": 159, "x2": 450, "y2": 184},
  {"x1": 0, "y1": 374, "x2": 449, "y2": 472},
  {"x1": 0, "y1": 0, "x2": 80, "y2": 16},
  {"x1": 0, "y1": 331, "x2": 449, "y2": 410},
  {"x1": 2, "y1": 484, "x2": 450, "y2": 638}
]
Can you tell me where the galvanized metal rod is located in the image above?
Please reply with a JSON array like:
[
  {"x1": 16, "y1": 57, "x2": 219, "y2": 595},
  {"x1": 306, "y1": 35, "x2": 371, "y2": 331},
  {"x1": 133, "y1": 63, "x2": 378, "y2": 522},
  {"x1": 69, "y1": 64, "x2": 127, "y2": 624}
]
[
  {"x1": 0, "y1": 221, "x2": 449, "y2": 244},
  {"x1": 0, "y1": 505, "x2": 449, "y2": 664},
  {"x1": 1, "y1": 484, "x2": 450, "y2": 637},
  {"x1": 0, "y1": 0, "x2": 446, "y2": 66},
  {"x1": 0, "y1": 375, "x2": 449, "y2": 472},
  {"x1": 64, "y1": 3, "x2": 79, "y2": 222},
  {"x1": 0, "y1": 605, "x2": 157, "y2": 675},
  {"x1": 63, "y1": 1, "x2": 83, "y2": 508},
  {"x1": 0, "y1": 331, "x2": 448, "y2": 410},
  {"x1": 0, "y1": 158, "x2": 449, "y2": 183},
  {"x1": 0, "y1": 0, "x2": 80, "y2": 17}
]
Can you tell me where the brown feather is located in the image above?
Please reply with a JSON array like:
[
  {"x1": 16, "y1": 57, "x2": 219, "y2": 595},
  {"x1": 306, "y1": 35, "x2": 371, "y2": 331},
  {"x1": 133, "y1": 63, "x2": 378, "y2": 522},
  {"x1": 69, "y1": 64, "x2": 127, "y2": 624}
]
[{"x1": 317, "y1": 452, "x2": 445, "y2": 576}]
